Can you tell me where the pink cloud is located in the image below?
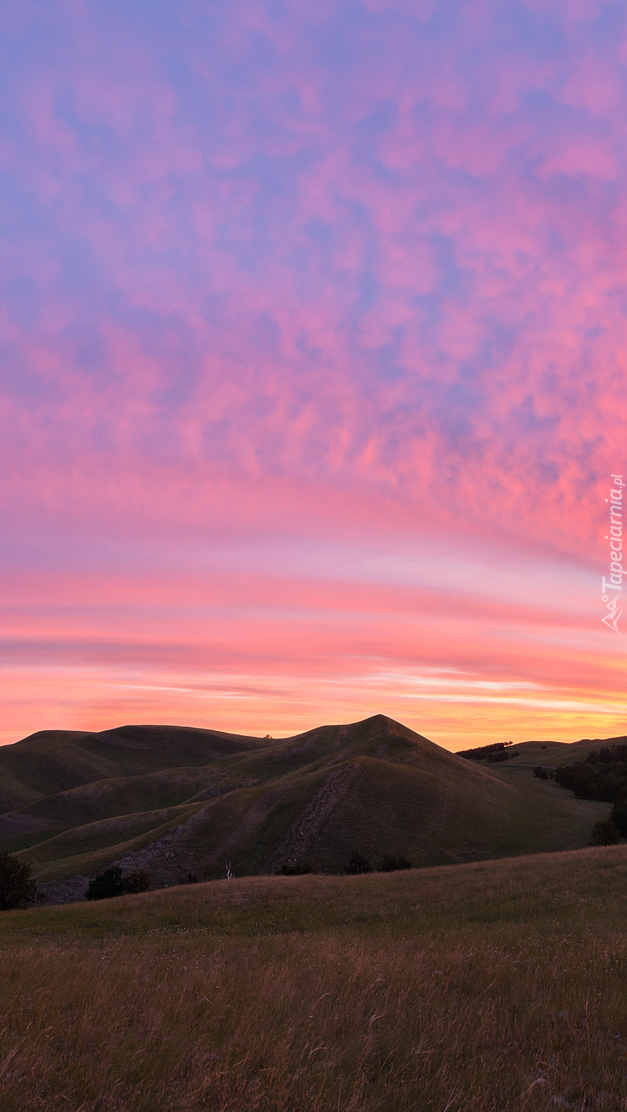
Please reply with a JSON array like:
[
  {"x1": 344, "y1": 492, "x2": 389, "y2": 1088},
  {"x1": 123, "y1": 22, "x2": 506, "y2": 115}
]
[{"x1": 1, "y1": 0, "x2": 626, "y2": 742}]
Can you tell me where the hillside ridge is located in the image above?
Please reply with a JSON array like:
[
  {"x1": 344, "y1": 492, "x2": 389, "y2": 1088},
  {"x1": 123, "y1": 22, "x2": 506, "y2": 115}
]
[{"x1": 0, "y1": 715, "x2": 616, "y2": 900}]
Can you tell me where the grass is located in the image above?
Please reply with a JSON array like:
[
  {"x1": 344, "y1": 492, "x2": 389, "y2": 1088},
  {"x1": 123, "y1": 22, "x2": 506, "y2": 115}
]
[{"x1": 1, "y1": 846, "x2": 627, "y2": 1110}]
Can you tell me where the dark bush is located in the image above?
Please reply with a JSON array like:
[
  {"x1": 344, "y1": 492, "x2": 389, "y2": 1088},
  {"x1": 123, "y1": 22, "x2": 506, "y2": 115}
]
[
  {"x1": 379, "y1": 855, "x2": 412, "y2": 872},
  {"x1": 555, "y1": 746, "x2": 627, "y2": 804},
  {"x1": 556, "y1": 763, "x2": 613, "y2": 800},
  {"x1": 86, "y1": 866, "x2": 152, "y2": 900},
  {"x1": 532, "y1": 766, "x2": 550, "y2": 780},
  {"x1": 86, "y1": 866, "x2": 124, "y2": 901},
  {"x1": 590, "y1": 820, "x2": 620, "y2": 846},
  {"x1": 122, "y1": 868, "x2": 152, "y2": 893},
  {"x1": 278, "y1": 860, "x2": 316, "y2": 875},
  {"x1": 572, "y1": 770, "x2": 600, "y2": 798},
  {"x1": 458, "y1": 742, "x2": 512, "y2": 760},
  {"x1": 178, "y1": 869, "x2": 199, "y2": 885},
  {"x1": 345, "y1": 852, "x2": 372, "y2": 875},
  {"x1": 0, "y1": 853, "x2": 40, "y2": 911},
  {"x1": 609, "y1": 795, "x2": 627, "y2": 837}
]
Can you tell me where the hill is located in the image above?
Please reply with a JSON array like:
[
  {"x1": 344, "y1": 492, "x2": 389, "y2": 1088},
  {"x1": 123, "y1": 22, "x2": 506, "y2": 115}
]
[
  {"x1": 458, "y1": 734, "x2": 627, "y2": 769},
  {"x1": 0, "y1": 723, "x2": 269, "y2": 812},
  {"x1": 0, "y1": 715, "x2": 614, "y2": 898},
  {"x1": 508, "y1": 734, "x2": 627, "y2": 767}
]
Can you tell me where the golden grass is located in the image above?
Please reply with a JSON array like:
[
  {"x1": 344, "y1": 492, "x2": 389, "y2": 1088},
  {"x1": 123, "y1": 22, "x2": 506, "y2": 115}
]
[{"x1": 2, "y1": 846, "x2": 627, "y2": 1111}]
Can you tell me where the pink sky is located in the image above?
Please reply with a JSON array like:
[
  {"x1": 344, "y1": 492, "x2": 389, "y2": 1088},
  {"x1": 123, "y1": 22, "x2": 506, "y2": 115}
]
[{"x1": 0, "y1": 0, "x2": 626, "y2": 748}]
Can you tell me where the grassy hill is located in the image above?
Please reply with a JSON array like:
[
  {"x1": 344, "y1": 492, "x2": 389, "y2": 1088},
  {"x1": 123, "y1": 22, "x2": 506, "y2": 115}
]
[
  {"x1": 2, "y1": 845, "x2": 627, "y2": 1111},
  {"x1": 463, "y1": 735, "x2": 627, "y2": 769},
  {"x1": 0, "y1": 715, "x2": 615, "y2": 896},
  {"x1": 0, "y1": 724, "x2": 268, "y2": 809}
]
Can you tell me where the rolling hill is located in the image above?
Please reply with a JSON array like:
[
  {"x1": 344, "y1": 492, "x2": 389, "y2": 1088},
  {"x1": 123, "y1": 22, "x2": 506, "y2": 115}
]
[
  {"x1": 0, "y1": 715, "x2": 615, "y2": 901},
  {"x1": 505, "y1": 734, "x2": 627, "y2": 767}
]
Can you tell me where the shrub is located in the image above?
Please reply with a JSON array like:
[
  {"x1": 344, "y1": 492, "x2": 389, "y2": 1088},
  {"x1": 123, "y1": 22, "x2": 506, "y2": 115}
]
[
  {"x1": 178, "y1": 869, "x2": 199, "y2": 885},
  {"x1": 344, "y1": 852, "x2": 372, "y2": 875},
  {"x1": 532, "y1": 766, "x2": 550, "y2": 780},
  {"x1": 379, "y1": 855, "x2": 412, "y2": 872},
  {"x1": 86, "y1": 867, "x2": 125, "y2": 901},
  {"x1": 609, "y1": 795, "x2": 627, "y2": 837},
  {"x1": 122, "y1": 868, "x2": 152, "y2": 894},
  {"x1": 278, "y1": 860, "x2": 316, "y2": 876},
  {"x1": 590, "y1": 820, "x2": 620, "y2": 846},
  {"x1": 176, "y1": 855, "x2": 202, "y2": 885},
  {"x1": 458, "y1": 741, "x2": 512, "y2": 760},
  {"x1": 86, "y1": 866, "x2": 152, "y2": 901},
  {"x1": 0, "y1": 853, "x2": 40, "y2": 911}
]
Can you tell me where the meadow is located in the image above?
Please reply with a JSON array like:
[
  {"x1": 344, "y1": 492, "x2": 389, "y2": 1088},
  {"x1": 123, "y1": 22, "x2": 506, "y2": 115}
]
[{"x1": 2, "y1": 845, "x2": 627, "y2": 1111}]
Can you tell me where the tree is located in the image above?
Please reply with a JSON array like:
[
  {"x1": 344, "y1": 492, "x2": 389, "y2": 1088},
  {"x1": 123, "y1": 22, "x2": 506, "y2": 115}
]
[
  {"x1": 590, "y1": 820, "x2": 620, "y2": 846},
  {"x1": 609, "y1": 795, "x2": 627, "y2": 837},
  {"x1": 86, "y1": 866, "x2": 125, "y2": 901},
  {"x1": 0, "y1": 853, "x2": 40, "y2": 911},
  {"x1": 571, "y1": 770, "x2": 601, "y2": 799}
]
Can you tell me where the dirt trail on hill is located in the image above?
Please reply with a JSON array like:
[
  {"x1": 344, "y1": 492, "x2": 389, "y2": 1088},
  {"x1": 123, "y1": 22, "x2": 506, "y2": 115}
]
[
  {"x1": 112, "y1": 802, "x2": 216, "y2": 883},
  {"x1": 115, "y1": 785, "x2": 292, "y2": 884},
  {"x1": 264, "y1": 763, "x2": 359, "y2": 873}
]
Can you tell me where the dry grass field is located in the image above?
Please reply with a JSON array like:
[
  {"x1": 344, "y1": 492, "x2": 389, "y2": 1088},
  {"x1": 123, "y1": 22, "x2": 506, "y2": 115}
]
[{"x1": 1, "y1": 845, "x2": 627, "y2": 1111}]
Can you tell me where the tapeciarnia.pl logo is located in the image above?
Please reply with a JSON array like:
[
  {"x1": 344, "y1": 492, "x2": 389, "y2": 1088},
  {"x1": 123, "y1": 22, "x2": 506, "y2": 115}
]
[{"x1": 601, "y1": 474, "x2": 624, "y2": 636}]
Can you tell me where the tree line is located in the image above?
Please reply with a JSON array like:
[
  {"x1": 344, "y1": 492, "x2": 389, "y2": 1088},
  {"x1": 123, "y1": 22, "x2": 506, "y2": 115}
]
[
  {"x1": 535, "y1": 743, "x2": 627, "y2": 844},
  {"x1": 458, "y1": 741, "x2": 518, "y2": 762}
]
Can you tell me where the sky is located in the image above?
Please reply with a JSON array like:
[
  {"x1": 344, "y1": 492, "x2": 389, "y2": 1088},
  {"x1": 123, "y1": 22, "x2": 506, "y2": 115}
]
[{"x1": 1, "y1": 0, "x2": 626, "y2": 749}]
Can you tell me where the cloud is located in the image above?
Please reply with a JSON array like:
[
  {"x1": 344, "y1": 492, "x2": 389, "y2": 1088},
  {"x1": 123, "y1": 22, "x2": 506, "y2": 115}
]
[{"x1": 0, "y1": 0, "x2": 626, "y2": 739}]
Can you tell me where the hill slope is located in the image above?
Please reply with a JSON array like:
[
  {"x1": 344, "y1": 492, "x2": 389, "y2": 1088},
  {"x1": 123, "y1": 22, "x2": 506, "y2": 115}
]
[
  {"x1": 2, "y1": 846, "x2": 627, "y2": 1111},
  {"x1": 507, "y1": 734, "x2": 627, "y2": 767},
  {"x1": 0, "y1": 715, "x2": 612, "y2": 897},
  {"x1": 458, "y1": 734, "x2": 627, "y2": 769}
]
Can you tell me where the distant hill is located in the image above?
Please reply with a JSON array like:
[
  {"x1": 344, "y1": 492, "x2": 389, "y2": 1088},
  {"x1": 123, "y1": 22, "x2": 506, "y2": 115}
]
[
  {"x1": 458, "y1": 735, "x2": 627, "y2": 769},
  {"x1": 0, "y1": 715, "x2": 613, "y2": 901},
  {"x1": 0, "y1": 724, "x2": 268, "y2": 812}
]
